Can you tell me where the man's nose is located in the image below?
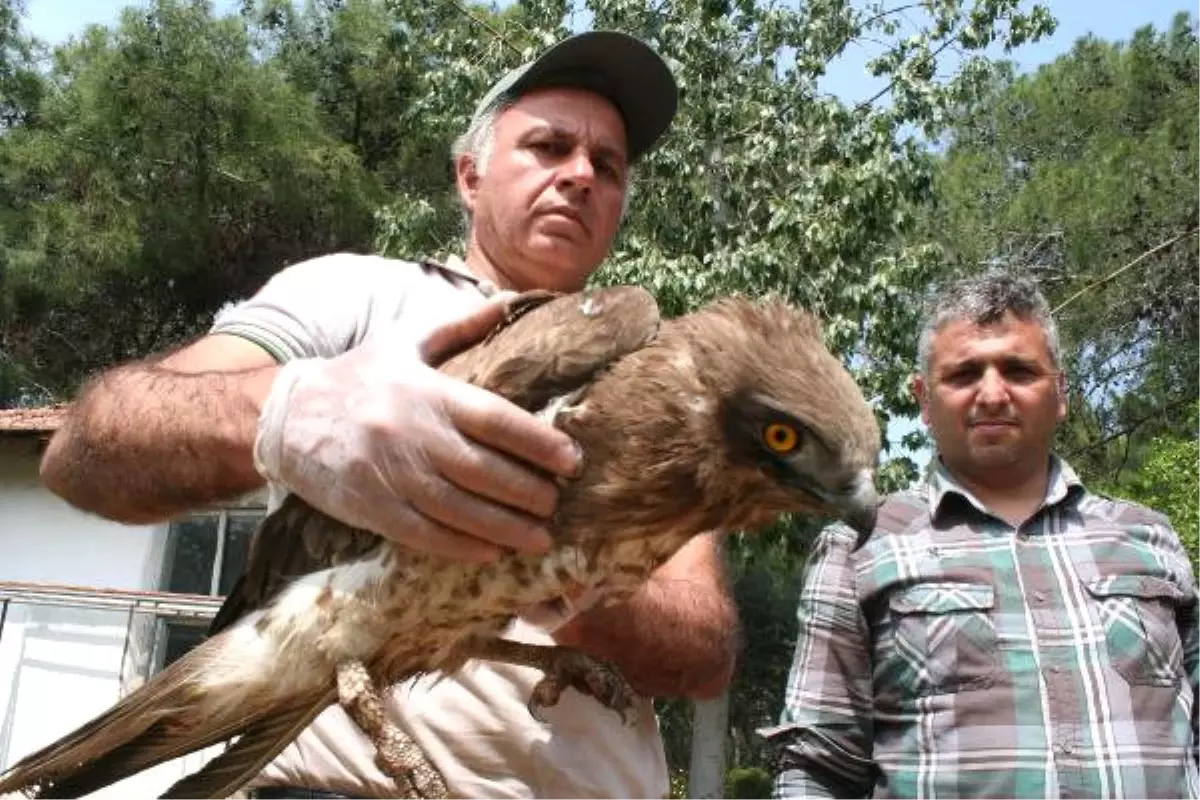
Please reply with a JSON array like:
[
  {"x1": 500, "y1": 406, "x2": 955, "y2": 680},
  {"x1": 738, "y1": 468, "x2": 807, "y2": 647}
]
[
  {"x1": 557, "y1": 150, "x2": 595, "y2": 191},
  {"x1": 976, "y1": 368, "x2": 1009, "y2": 406}
]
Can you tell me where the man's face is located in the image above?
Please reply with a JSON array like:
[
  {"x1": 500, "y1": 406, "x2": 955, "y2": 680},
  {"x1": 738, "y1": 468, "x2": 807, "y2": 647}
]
[
  {"x1": 913, "y1": 313, "x2": 1067, "y2": 483},
  {"x1": 457, "y1": 87, "x2": 629, "y2": 293}
]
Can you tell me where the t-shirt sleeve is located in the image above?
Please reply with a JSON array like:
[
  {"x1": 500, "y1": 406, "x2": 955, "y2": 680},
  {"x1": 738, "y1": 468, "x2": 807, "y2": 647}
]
[{"x1": 209, "y1": 252, "x2": 415, "y2": 363}]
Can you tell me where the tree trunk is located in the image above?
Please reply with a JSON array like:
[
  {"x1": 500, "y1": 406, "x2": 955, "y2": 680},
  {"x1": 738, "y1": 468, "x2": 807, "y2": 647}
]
[{"x1": 687, "y1": 687, "x2": 731, "y2": 799}]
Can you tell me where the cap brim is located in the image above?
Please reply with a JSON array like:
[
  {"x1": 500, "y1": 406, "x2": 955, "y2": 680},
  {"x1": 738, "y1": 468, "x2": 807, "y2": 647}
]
[{"x1": 505, "y1": 31, "x2": 678, "y2": 162}]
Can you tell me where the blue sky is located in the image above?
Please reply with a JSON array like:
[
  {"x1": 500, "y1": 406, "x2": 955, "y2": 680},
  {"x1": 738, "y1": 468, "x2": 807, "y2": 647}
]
[
  {"x1": 19, "y1": 0, "x2": 1191, "y2": 471},
  {"x1": 814, "y1": 0, "x2": 1188, "y2": 106},
  {"x1": 24, "y1": 0, "x2": 1188, "y2": 91}
]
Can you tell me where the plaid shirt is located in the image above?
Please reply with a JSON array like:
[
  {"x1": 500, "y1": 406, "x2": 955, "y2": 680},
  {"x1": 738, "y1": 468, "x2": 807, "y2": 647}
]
[{"x1": 762, "y1": 456, "x2": 1199, "y2": 799}]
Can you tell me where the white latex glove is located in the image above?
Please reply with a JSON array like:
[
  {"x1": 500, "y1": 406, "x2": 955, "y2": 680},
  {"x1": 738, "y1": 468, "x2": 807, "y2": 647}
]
[{"x1": 253, "y1": 295, "x2": 582, "y2": 562}]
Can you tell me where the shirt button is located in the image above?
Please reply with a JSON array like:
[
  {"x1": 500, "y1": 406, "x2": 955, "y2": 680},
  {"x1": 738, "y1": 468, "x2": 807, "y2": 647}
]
[
  {"x1": 1048, "y1": 665, "x2": 1061, "y2": 674},
  {"x1": 1034, "y1": 590, "x2": 1047, "y2": 602}
]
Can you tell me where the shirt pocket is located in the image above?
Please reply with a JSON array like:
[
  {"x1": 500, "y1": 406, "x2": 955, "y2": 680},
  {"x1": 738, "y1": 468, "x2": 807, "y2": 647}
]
[
  {"x1": 884, "y1": 581, "x2": 1002, "y2": 696},
  {"x1": 1083, "y1": 574, "x2": 1187, "y2": 687}
]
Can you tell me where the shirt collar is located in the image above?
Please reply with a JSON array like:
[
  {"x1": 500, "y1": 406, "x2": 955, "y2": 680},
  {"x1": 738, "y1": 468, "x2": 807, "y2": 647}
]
[
  {"x1": 926, "y1": 453, "x2": 1085, "y2": 521},
  {"x1": 424, "y1": 254, "x2": 501, "y2": 297}
]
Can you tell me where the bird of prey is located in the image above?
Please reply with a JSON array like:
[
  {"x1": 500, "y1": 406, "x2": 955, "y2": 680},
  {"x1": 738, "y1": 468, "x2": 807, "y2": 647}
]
[{"x1": 0, "y1": 285, "x2": 881, "y2": 800}]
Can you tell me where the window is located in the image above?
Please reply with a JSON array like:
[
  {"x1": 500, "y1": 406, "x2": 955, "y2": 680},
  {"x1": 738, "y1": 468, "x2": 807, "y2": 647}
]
[
  {"x1": 152, "y1": 507, "x2": 264, "y2": 672},
  {"x1": 160, "y1": 509, "x2": 262, "y2": 597}
]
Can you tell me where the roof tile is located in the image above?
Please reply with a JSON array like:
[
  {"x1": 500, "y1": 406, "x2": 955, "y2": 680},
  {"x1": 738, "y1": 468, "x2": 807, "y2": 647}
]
[{"x1": 0, "y1": 405, "x2": 68, "y2": 433}]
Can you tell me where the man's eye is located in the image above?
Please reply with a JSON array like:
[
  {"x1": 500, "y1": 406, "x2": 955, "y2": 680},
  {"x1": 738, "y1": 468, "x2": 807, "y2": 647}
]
[
  {"x1": 1004, "y1": 365, "x2": 1038, "y2": 382},
  {"x1": 531, "y1": 140, "x2": 568, "y2": 156}
]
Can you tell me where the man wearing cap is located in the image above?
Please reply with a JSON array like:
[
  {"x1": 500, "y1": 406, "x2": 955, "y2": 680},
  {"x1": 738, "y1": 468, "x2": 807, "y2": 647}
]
[{"x1": 39, "y1": 30, "x2": 739, "y2": 800}]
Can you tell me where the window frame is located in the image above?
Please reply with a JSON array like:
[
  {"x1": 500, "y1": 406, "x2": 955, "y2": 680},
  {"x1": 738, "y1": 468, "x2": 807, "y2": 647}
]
[
  {"x1": 150, "y1": 501, "x2": 266, "y2": 674},
  {"x1": 159, "y1": 506, "x2": 264, "y2": 599}
]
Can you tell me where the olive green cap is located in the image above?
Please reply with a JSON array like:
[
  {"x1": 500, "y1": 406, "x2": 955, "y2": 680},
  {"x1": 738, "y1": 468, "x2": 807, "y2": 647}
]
[{"x1": 469, "y1": 30, "x2": 678, "y2": 162}]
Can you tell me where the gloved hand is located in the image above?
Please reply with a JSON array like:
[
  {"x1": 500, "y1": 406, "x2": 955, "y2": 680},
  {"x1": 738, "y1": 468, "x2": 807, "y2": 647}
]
[{"x1": 253, "y1": 295, "x2": 582, "y2": 562}]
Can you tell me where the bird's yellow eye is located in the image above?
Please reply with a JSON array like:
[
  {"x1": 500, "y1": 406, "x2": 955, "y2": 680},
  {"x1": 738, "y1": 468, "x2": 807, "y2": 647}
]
[{"x1": 763, "y1": 423, "x2": 799, "y2": 453}]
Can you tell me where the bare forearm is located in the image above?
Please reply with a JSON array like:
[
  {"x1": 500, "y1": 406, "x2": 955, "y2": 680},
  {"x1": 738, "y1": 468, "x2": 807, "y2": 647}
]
[
  {"x1": 41, "y1": 360, "x2": 276, "y2": 523},
  {"x1": 555, "y1": 574, "x2": 741, "y2": 700}
]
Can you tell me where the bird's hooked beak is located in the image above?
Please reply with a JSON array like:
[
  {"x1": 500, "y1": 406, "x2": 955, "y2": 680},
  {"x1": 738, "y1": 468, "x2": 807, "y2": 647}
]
[{"x1": 811, "y1": 469, "x2": 879, "y2": 548}]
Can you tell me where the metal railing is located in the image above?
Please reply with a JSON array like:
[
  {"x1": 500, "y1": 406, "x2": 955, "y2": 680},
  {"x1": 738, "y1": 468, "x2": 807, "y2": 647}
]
[
  {"x1": 0, "y1": 582, "x2": 246, "y2": 796},
  {"x1": 0, "y1": 580, "x2": 223, "y2": 620},
  {"x1": 0, "y1": 580, "x2": 223, "y2": 689}
]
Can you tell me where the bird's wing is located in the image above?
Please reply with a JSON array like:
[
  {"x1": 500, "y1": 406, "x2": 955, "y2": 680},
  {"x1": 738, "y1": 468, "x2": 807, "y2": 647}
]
[
  {"x1": 208, "y1": 494, "x2": 382, "y2": 635},
  {"x1": 210, "y1": 285, "x2": 661, "y2": 636},
  {"x1": 438, "y1": 285, "x2": 661, "y2": 412}
]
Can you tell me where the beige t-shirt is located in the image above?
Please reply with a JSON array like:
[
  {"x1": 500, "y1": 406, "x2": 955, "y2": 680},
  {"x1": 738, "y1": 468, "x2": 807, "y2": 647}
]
[{"x1": 210, "y1": 252, "x2": 669, "y2": 799}]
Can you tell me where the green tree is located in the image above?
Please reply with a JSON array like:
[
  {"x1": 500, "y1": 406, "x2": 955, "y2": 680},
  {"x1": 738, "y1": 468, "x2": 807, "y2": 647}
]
[
  {"x1": 0, "y1": 0, "x2": 48, "y2": 403},
  {"x1": 0, "y1": 0, "x2": 42, "y2": 129},
  {"x1": 0, "y1": 0, "x2": 381, "y2": 401},
  {"x1": 244, "y1": 0, "x2": 456, "y2": 197},
  {"x1": 1099, "y1": 402, "x2": 1200, "y2": 575}
]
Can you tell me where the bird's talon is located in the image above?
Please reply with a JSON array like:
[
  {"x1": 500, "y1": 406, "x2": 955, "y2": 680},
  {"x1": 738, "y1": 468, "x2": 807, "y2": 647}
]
[
  {"x1": 524, "y1": 649, "x2": 639, "y2": 727},
  {"x1": 585, "y1": 670, "x2": 616, "y2": 700},
  {"x1": 527, "y1": 678, "x2": 562, "y2": 723}
]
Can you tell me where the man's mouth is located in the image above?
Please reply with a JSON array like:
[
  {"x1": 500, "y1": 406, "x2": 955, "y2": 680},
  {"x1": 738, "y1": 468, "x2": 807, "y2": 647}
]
[
  {"x1": 969, "y1": 419, "x2": 1018, "y2": 433},
  {"x1": 541, "y1": 207, "x2": 586, "y2": 229}
]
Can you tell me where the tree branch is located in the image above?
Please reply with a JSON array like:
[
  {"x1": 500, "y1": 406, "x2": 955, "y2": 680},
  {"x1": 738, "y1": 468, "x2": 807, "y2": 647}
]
[
  {"x1": 718, "y1": 2, "x2": 930, "y2": 146},
  {"x1": 861, "y1": 3, "x2": 927, "y2": 30},
  {"x1": 439, "y1": 0, "x2": 523, "y2": 57},
  {"x1": 855, "y1": 30, "x2": 960, "y2": 112},
  {"x1": 1112, "y1": 421, "x2": 1135, "y2": 484},
  {"x1": 1053, "y1": 227, "x2": 1200, "y2": 314},
  {"x1": 1064, "y1": 395, "x2": 1194, "y2": 461}
]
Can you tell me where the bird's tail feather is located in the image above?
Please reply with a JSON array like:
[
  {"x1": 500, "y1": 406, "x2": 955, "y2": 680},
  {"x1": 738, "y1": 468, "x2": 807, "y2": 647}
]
[
  {"x1": 0, "y1": 652, "x2": 194, "y2": 798},
  {"x1": 160, "y1": 688, "x2": 336, "y2": 799},
  {"x1": 0, "y1": 631, "x2": 325, "y2": 799}
]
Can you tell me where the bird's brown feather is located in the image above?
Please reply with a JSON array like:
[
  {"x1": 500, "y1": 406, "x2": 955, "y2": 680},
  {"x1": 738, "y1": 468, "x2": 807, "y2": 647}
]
[
  {"x1": 0, "y1": 285, "x2": 665, "y2": 800},
  {"x1": 438, "y1": 285, "x2": 661, "y2": 413},
  {"x1": 210, "y1": 285, "x2": 660, "y2": 635},
  {"x1": 158, "y1": 689, "x2": 336, "y2": 800},
  {"x1": 0, "y1": 628, "x2": 313, "y2": 798},
  {"x1": 209, "y1": 500, "x2": 384, "y2": 636},
  {"x1": 0, "y1": 285, "x2": 880, "y2": 800}
]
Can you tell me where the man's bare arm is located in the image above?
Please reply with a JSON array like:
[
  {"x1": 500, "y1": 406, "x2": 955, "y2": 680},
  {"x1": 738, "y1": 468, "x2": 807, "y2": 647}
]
[
  {"x1": 554, "y1": 532, "x2": 741, "y2": 699},
  {"x1": 40, "y1": 334, "x2": 278, "y2": 523}
]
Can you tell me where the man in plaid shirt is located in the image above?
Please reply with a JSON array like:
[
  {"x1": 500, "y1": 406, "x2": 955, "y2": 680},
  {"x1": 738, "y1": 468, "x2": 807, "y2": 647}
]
[{"x1": 762, "y1": 271, "x2": 1198, "y2": 798}]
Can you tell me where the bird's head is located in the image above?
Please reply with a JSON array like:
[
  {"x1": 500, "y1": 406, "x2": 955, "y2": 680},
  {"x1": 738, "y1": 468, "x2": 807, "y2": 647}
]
[{"x1": 684, "y1": 296, "x2": 883, "y2": 544}]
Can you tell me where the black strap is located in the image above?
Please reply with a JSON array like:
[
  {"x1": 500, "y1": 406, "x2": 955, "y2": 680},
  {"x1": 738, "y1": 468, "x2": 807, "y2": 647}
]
[{"x1": 249, "y1": 787, "x2": 362, "y2": 799}]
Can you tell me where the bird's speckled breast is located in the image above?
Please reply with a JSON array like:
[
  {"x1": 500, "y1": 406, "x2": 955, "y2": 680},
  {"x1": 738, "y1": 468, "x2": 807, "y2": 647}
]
[{"x1": 363, "y1": 522, "x2": 695, "y2": 677}]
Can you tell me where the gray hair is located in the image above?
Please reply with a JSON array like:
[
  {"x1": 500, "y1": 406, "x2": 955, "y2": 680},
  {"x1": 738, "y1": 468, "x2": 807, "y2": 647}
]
[
  {"x1": 451, "y1": 106, "x2": 501, "y2": 177},
  {"x1": 917, "y1": 270, "x2": 1062, "y2": 375}
]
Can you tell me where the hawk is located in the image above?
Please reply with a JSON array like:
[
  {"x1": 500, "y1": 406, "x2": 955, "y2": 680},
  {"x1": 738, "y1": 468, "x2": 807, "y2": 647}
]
[{"x1": 0, "y1": 285, "x2": 881, "y2": 799}]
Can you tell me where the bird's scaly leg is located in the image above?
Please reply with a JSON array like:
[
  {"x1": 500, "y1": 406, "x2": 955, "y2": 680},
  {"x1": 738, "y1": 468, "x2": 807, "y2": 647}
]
[
  {"x1": 335, "y1": 660, "x2": 448, "y2": 799},
  {"x1": 466, "y1": 638, "x2": 640, "y2": 726}
]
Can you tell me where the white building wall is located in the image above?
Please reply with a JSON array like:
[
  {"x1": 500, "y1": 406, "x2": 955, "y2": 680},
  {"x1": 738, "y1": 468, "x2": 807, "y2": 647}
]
[
  {"x1": 0, "y1": 437, "x2": 166, "y2": 589},
  {"x1": 0, "y1": 437, "x2": 224, "y2": 797}
]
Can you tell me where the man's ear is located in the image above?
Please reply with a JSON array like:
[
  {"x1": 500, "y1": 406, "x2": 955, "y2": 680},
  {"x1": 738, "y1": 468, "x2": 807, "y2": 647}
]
[
  {"x1": 1055, "y1": 370, "x2": 1068, "y2": 423},
  {"x1": 455, "y1": 154, "x2": 481, "y2": 213},
  {"x1": 912, "y1": 373, "x2": 930, "y2": 424}
]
